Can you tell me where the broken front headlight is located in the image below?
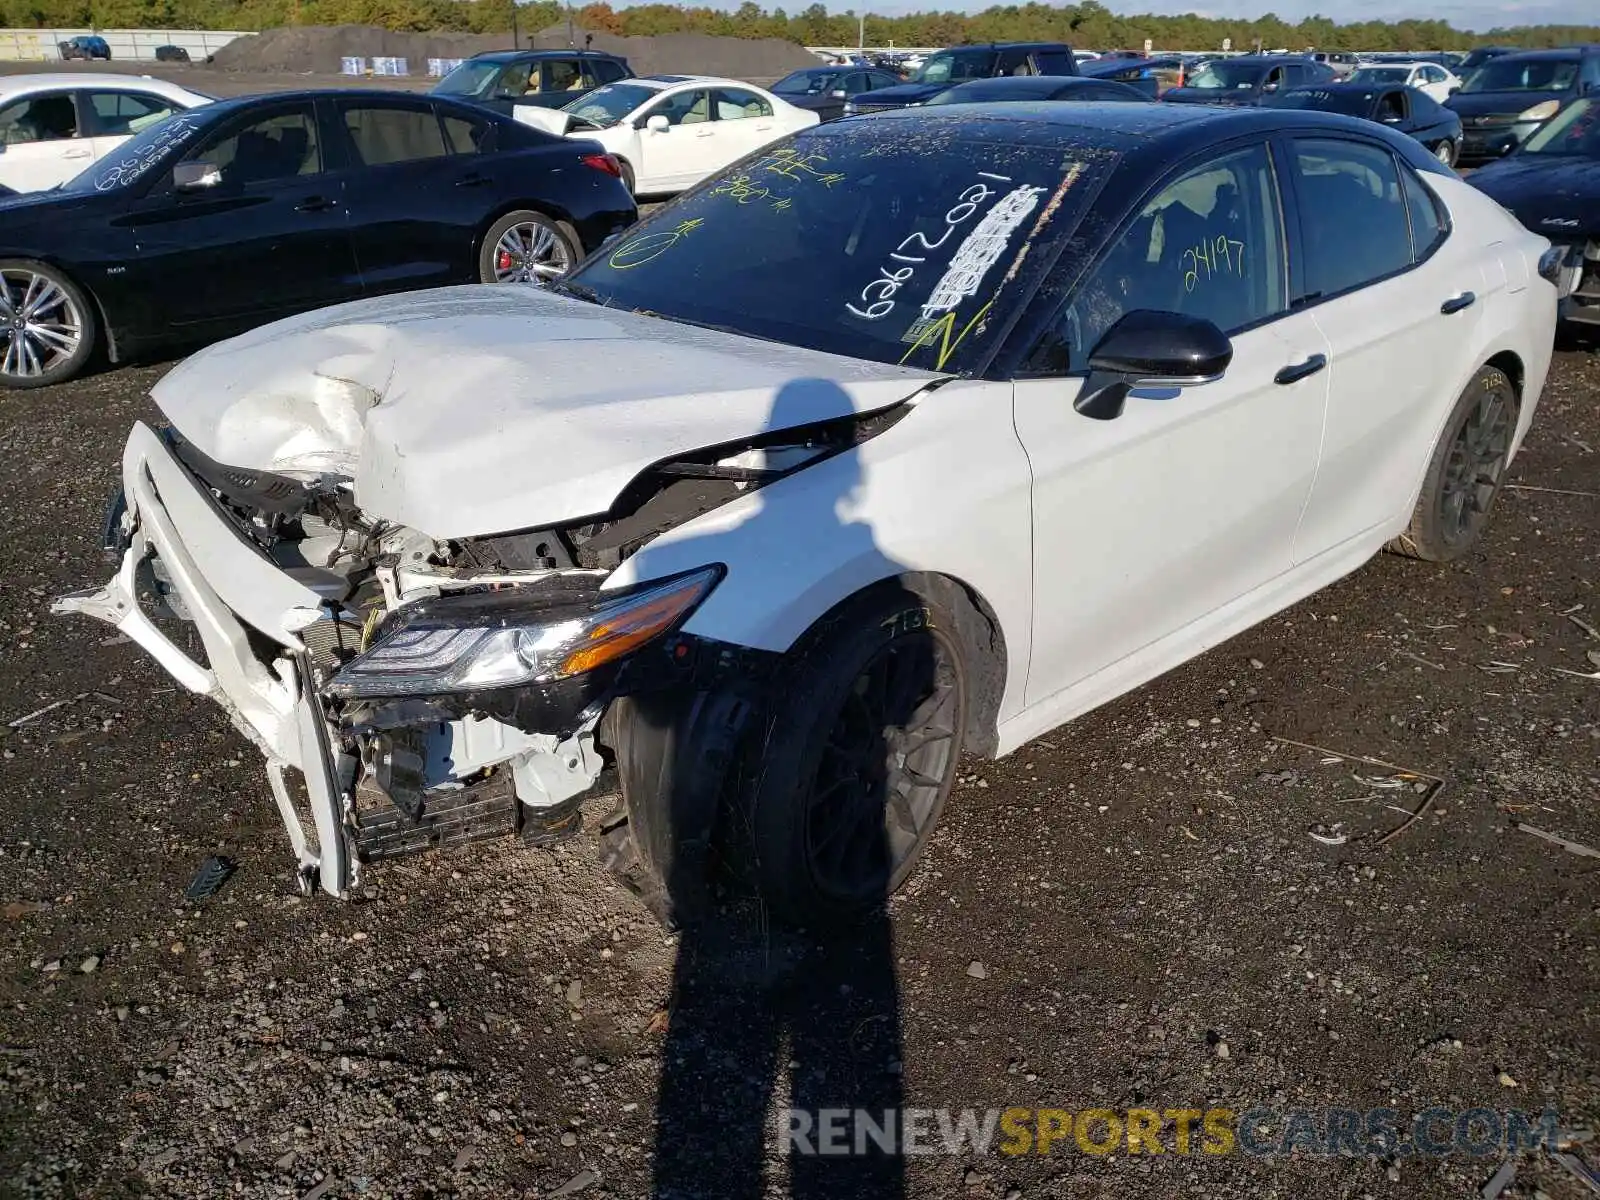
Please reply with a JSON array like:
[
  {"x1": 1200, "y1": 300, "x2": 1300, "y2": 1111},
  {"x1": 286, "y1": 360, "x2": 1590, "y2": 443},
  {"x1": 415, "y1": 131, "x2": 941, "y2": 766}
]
[{"x1": 326, "y1": 566, "x2": 721, "y2": 699}]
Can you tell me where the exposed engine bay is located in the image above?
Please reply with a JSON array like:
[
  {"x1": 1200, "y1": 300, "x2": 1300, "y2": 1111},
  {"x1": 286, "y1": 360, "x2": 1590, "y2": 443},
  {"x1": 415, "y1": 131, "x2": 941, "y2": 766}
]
[{"x1": 108, "y1": 402, "x2": 909, "y2": 898}]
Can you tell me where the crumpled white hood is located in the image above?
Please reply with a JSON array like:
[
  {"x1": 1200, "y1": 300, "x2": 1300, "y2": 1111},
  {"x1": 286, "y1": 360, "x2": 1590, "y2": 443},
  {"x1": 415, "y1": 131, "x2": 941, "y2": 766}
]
[{"x1": 152, "y1": 285, "x2": 939, "y2": 540}]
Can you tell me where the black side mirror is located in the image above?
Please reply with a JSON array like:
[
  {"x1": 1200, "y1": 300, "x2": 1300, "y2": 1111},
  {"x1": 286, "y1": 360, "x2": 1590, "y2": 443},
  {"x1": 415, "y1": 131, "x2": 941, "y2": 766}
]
[{"x1": 1076, "y1": 310, "x2": 1233, "y2": 421}]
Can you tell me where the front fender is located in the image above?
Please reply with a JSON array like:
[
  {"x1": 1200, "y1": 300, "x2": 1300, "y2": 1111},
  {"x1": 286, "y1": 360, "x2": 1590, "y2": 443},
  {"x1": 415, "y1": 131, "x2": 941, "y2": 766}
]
[{"x1": 607, "y1": 379, "x2": 1035, "y2": 730}]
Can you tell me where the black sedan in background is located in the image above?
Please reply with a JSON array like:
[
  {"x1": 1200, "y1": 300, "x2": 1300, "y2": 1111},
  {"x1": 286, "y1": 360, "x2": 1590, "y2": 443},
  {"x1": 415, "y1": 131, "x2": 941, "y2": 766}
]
[
  {"x1": 1162, "y1": 55, "x2": 1336, "y2": 107},
  {"x1": 1266, "y1": 82, "x2": 1463, "y2": 165},
  {"x1": 1468, "y1": 97, "x2": 1600, "y2": 328},
  {"x1": 924, "y1": 75, "x2": 1152, "y2": 106},
  {"x1": 770, "y1": 65, "x2": 902, "y2": 121},
  {"x1": 0, "y1": 90, "x2": 635, "y2": 389},
  {"x1": 1447, "y1": 45, "x2": 1600, "y2": 164}
]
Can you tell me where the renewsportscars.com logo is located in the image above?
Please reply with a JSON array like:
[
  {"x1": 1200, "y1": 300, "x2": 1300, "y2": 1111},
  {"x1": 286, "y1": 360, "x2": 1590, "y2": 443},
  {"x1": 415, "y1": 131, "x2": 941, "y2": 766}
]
[{"x1": 780, "y1": 1106, "x2": 1566, "y2": 1158}]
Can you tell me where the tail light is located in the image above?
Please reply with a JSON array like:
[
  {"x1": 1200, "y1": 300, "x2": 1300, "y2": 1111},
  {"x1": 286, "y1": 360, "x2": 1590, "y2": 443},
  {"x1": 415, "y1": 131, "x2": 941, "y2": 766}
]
[{"x1": 580, "y1": 152, "x2": 622, "y2": 178}]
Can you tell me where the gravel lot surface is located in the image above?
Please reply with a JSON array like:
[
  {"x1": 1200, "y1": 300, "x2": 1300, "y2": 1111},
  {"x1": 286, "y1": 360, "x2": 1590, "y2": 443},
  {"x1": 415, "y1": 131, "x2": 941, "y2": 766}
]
[{"x1": 0, "y1": 333, "x2": 1596, "y2": 1198}]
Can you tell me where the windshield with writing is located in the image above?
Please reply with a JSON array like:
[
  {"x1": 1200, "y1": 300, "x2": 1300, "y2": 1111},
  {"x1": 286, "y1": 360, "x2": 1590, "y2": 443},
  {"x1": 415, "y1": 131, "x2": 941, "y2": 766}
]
[
  {"x1": 1269, "y1": 88, "x2": 1379, "y2": 117},
  {"x1": 1462, "y1": 59, "x2": 1578, "y2": 93},
  {"x1": 564, "y1": 121, "x2": 1113, "y2": 375},
  {"x1": 64, "y1": 108, "x2": 211, "y2": 193},
  {"x1": 562, "y1": 83, "x2": 658, "y2": 126},
  {"x1": 913, "y1": 50, "x2": 997, "y2": 85}
]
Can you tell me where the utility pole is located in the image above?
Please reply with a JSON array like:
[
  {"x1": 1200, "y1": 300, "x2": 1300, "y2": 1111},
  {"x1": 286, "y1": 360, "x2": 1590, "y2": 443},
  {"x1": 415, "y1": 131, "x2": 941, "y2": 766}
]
[
  {"x1": 511, "y1": 0, "x2": 519, "y2": 50},
  {"x1": 858, "y1": 11, "x2": 865, "y2": 54},
  {"x1": 567, "y1": 2, "x2": 576, "y2": 48}
]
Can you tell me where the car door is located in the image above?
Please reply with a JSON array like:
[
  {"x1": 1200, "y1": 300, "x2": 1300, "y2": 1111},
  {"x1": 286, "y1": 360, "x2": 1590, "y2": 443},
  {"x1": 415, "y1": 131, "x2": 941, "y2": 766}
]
[
  {"x1": 120, "y1": 99, "x2": 359, "y2": 330},
  {"x1": 0, "y1": 90, "x2": 93, "y2": 191},
  {"x1": 1283, "y1": 135, "x2": 1480, "y2": 558},
  {"x1": 708, "y1": 87, "x2": 781, "y2": 164},
  {"x1": 333, "y1": 96, "x2": 478, "y2": 292},
  {"x1": 1011, "y1": 141, "x2": 1330, "y2": 706},
  {"x1": 633, "y1": 88, "x2": 715, "y2": 192},
  {"x1": 81, "y1": 89, "x2": 186, "y2": 165}
]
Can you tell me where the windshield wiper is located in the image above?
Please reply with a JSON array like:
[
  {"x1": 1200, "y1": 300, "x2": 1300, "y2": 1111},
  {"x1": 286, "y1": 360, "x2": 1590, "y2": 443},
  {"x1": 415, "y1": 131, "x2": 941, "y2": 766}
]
[
  {"x1": 633, "y1": 309, "x2": 782, "y2": 345},
  {"x1": 548, "y1": 277, "x2": 602, "y2": 304}
]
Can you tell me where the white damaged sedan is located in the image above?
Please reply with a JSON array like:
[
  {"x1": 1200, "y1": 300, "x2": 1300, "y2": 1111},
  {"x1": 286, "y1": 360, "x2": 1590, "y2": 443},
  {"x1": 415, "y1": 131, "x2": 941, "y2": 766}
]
[{"x1": 58, "y1": 103, "x2": 1560, "y2": 928}]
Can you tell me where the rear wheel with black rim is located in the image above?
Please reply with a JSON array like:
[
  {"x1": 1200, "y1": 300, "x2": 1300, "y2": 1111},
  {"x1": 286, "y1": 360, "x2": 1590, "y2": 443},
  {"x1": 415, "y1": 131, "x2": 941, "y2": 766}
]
[
  {"x1": 1388, "y1": 365, "x2": 1516, "y2": 561},
  {"x1": 733, "y1": 586, "x2": 969, "y2": 928}
]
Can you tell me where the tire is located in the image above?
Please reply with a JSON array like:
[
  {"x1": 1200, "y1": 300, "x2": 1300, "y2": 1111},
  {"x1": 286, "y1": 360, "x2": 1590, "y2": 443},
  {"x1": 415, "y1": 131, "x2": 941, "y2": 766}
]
[
  {"x1": 0, "y1": 259, "x2": 97, "y2": 389},
  {"x1": 1433, "y1": 139, "x2": 1457, "y2": 168},
  {"x1": 1388, "y1": 365, "x2": 1516, "y2": 562},
  {"x1": 616, "y1": 158, "x2": 636, "y2": 196},
  {"x1": 731, "y1": 584, "x2": 969, "y2": 928},
  {"x1": 477, "y1": 210, "x2": 580, "y2": 285}
]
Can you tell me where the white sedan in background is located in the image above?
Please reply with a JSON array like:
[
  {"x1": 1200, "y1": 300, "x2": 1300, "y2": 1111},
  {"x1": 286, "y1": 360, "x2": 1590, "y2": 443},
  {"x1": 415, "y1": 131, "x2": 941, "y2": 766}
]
[
  {"x1": 0, "y1": 74, "x2": 213, "y2": 194},
  {"x1": 1347, "y1": 61, "x2": 1463, "y2": 102},
  {"x1": 513, "y1": 74, "x2": 818, "y2": 196}
]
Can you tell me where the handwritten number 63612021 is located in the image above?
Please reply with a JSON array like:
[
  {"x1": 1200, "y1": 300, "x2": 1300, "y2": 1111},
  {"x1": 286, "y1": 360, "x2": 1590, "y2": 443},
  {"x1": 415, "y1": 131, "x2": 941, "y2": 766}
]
[{"x1": 844, "y1": 178, "x2": 1006, "y2": 322}]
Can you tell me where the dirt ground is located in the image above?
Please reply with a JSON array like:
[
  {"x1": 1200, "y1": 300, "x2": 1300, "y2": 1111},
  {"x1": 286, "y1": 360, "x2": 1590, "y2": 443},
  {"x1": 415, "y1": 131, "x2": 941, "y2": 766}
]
[{"x1": 0, "y1": 321, "x2": 1596, "y2": 1199}]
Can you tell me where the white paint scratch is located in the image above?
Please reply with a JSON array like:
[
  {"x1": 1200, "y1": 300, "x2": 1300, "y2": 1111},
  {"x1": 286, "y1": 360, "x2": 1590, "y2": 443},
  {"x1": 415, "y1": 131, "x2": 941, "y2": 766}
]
[{"x1": 921, "y1": 184, "x2": 1046, "y2": 318}]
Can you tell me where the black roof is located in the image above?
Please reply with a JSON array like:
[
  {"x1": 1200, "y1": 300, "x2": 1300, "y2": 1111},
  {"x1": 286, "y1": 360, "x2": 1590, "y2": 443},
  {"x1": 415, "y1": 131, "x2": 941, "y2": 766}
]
[
  {"x1": 947, "y1": 41, "x2": 1073, "y2": 51},
  {"x1": 943, "y1": 75, "x2": 1136, "y2": 97},
  {"x1": 1491, "y1": 45, "x2": 1598, "y2": 61},
  {"x1": 849, "y1": 100, "x2": 1446, "y2": 175},
  {"x1": 1212, "y1": 54, "x2": 1321, "y2": 67},
  {"x1": 467, "y1": 48, "x2": 624, "y2": 62}
]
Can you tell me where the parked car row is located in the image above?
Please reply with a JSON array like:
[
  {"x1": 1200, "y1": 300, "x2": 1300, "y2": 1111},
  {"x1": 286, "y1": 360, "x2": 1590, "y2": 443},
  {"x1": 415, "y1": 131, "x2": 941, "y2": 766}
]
[
  {"x1": 46, "y1": 98, "x2": 1572, "y2": 930},
  {"x1": 0, "y1": 88, "x2": 635, "y2": 387}
]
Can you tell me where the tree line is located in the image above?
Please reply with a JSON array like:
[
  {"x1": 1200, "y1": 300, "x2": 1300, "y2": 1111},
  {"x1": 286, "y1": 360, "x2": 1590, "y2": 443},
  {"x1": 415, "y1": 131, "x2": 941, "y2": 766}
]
[{"x1": 5, "y1": 0, "x2": 1597, "y2": 52}]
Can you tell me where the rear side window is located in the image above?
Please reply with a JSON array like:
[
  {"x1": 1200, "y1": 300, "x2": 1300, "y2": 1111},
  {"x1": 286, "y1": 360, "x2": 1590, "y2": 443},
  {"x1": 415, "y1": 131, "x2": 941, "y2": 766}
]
[
  {"x1": 1401, "y1": 168, "x2": 1447, "y2": 260},
  {"x1": 1290, "y1": 138, "x2": 1412, "y2": 302},
  {"x1": 85, "y1": 91, "x2": 177, "y2": 137},
  {"x1": 1034, "y1": 50, "x2": 1073, "y2": 75},
  {"x1": 344, "y1": 105, "x2": 448, "y2": 166},
  {"x1": 592, "y1": 59, "x2": 627, "y2": 84}
]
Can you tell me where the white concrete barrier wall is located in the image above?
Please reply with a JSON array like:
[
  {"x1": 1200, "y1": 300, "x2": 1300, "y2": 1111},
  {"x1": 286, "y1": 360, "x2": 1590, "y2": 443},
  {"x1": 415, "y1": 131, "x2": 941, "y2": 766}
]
[{"x1": 0, "y1": 28, "x2": 253, "y2": 62}]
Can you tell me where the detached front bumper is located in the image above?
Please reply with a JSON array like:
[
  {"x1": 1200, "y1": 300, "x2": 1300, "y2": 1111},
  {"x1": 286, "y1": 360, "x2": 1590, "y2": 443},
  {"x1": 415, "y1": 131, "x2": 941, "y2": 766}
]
[{"x1": 54, "y1": 422, "x2": 354, "y2": 895}]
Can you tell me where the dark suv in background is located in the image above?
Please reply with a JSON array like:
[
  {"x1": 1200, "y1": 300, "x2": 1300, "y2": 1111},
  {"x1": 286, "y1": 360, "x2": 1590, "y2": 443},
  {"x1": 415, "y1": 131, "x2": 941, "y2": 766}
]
[
  {"x1": 432, "y1": 49, "x2": 633, "y2": 114},
  {"x1": 1447, "y1": 45, "x2": 1600, "y2": 163},
  {"x1": 843, "y1": 42, "x2": 1078, "y2": 115},
  {"x1": 57, "y1": 35, "x2": 110, "y2": 60}
]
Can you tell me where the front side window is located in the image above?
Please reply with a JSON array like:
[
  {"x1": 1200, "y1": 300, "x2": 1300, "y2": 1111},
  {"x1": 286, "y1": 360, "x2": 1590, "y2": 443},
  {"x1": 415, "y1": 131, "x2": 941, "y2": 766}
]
[
  {"x1": 1033, "y1": 143, "x2": 1286, "y2": 374},
  {"x1": 998, "y1": 50, "x2": 1032, "y2": 76},
  {"x1": 190, "y1": 107, "x2": 321, "y2": 186},
  {"x1": 433, "y1": 60, "x2": 504, "y2": 99},
  {"x1": 1034, "y1": 50, "x2": 1073, "y2": 74},
  {"x1": 343, "y1": 104, "x2": 447, "y2": 166},
  {"x1": 441, "y1": 111, "x2": 491, "y2": 154},
  {"x1": 1187, "y1": 61, "x2": 1267, "y2": 91},
  {"x1": 1290, "y1": 138, "x2": 1411, "y2": 301},
  {"x1": 712, "y1": 88, "x2": 773, "y2": 120},
  {"x1": 85, "y1": 91, "x2": 176, "y2": 137},
  {"x1": 644, "y1": 89, "x2": 711, "y2": 126},
  {"x1": 0, "y1": 93, "x2": 78, "y2": 144},
  {"x1": 592, "y1": 59, "x2": 628, "y2": 84}
]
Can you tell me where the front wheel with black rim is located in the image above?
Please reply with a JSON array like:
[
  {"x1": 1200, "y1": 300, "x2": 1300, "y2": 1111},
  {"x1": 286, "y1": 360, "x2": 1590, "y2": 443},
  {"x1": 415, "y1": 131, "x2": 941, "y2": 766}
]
[
  {"x1": 733, "y1": 586, "x2": 969, "y2": 929},
  {"x1": 0, "y1": 259, "x2": 96, "y2": 389},
  {"x1": 1388, "y1": 364, "x2": 1516, "y2": 562},
  {"x1": 1433, "y1": 139, "x2": 1457, "y2": 168},
  {"x1": 478, "y1": 210, "x2": 579, "y2": 285}
]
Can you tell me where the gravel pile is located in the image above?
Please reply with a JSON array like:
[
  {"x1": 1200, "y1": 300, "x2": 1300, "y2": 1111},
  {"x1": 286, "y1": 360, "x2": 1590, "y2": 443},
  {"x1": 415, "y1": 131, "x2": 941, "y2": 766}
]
[{"x1": 207, "y1": 23, "x2": 816, "y2": 80}]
